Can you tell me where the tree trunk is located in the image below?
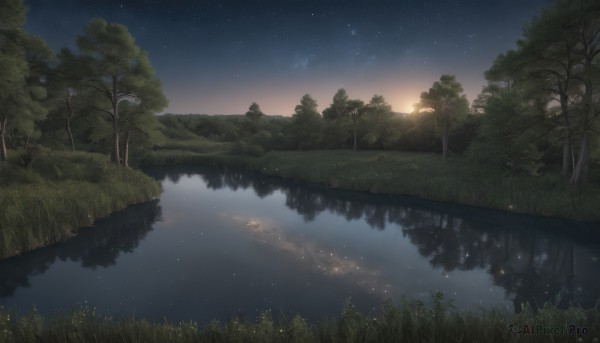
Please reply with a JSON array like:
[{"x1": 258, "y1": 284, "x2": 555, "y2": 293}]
[
  {"x1": 570, "y1": 58, "x2": 593, "y2": 186},
  {"x1": 112, "y1": 124, "x2": 120, "y2": 165},
  {"x1": 65, "y1": 98, "x2": 75, "y2": 152},
  {"x1": 0, "y1": 121, "x2": 7, "y2": 161},
  {"x1": 123, "y1": 130, "x2": 130, "y2": 168},
  {"x1": 352, "y1": 119, "x2": 357, "y2": 151},
  {"x1": 560, "y1": 97, "x2": 572, "y2": 178},
  {"x1": 66, "y1": 118, "x2": 75, "y2": 152},
  {"x1": 441, "y1": 130, "x2": 449, "y2": 159},
  {"x1": 570, "y1": 131, "x2": 589, "y2": 186},
  {"x1": 111, "y1": 77, "x2": 121, "y2": 165}
]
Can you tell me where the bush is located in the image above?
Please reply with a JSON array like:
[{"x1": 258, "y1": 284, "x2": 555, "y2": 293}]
[
  {"x1": 231, "y1": 141, "x2": 265, "y2": 157},
  {"x1": 250, "y1": 130, "x2": 273, "y2": 150}
]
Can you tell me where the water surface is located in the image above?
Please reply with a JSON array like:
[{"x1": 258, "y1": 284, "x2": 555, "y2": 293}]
[{"x1": 1, "y1": 167, "x2": 599, "y2": 323}]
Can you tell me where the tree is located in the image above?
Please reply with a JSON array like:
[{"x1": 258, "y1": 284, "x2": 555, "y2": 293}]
[
  {"x1": 44, "y1": 49, "x2": 93, "y2": 151},
  {"x1": 417, "y1": 75, "x2": 469, "y2": 159},
  {"x1": 321, "y1": 89, "x2": 352, "y2": 148},
  {"x1": 0, "y1": 0, "x2": 52, "y2": 161},
  {"x1": 119, "y1": 78, "x2": 167, "y2": 167},
  {"x1": 347, "y1": 99, "x2": 365, "y2": 151},
  {"x1": 77, "y1": 19, "x2": 163, "y2": 165},
  {"x1": 322, "y1": 88, "x2": 349, "y2": 121},
  {"x1": 515, "y1": 0, "x2": 600, "y2": 185},
  {"x1": 290, "y1": 94, "x2": 323, "y2": 150},
  {"x1": 469, "y1": 89, "x2": 544, "y2": 175},
  {"x1": 245, "y1": 102, "x2": 263, "y2": 133},
  {"x1": 361, "y1": 95, "x2": 395, "y2": 149}
]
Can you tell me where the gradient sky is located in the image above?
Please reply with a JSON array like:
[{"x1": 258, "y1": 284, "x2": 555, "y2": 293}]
[{"x1": 24, "y1": 0, "x2": 553, "y2": 115}]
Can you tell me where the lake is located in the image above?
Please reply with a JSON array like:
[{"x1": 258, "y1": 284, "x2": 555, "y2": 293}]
[{"x1": 1, "y1": 167, "x2": 599, "y2": 324}]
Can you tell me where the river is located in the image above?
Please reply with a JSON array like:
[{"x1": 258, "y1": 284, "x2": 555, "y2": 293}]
[{"x1": 1, "y1": 167, "x2": 599, "y2": 324}]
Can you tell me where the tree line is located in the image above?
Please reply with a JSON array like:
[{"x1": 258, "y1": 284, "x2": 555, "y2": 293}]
[
  {"x1": 1, "y1": 0, "x2": 598, "y2": 186},
  {"x1": 1, "y1": 0, "x2": 167, "y2": 167},
  {"x1": 162, "y1": 0, "x2": 597, "y2": 185}
]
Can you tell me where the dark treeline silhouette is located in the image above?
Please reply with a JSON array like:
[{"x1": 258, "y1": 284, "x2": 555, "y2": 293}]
[
  {"x1": 147, "y1": 167, "x2": 600, "y2": 312},
  {"x1": 0, "y1": 200, "x2": 161, "y2": 298},
  {"x1": 156, "y1": 0, "x2": 599, "y2": 186}
]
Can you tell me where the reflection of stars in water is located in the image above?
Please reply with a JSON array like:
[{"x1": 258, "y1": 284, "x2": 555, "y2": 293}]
[{"x1": 226, "y1": 214, "x2": 392, "y2": 297}]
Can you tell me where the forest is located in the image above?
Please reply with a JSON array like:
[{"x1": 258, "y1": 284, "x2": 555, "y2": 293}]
[{"x1": 1, "y1": 0, "x2": 600, "y2": 254}]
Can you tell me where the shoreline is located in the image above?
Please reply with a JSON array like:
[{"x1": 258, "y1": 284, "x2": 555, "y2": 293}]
[
  {"x1": 0, "y1": 151, "x2": 161, "y2": 259},
  {"x1": 141, "y1": 149, "x2": 600, "y2": 223}
]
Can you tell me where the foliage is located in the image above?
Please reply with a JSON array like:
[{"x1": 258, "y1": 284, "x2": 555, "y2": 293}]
[
  {"x1": 41, "y1": 48, "x2": 93, "y2": 152},
  {"x1": 0, "y1": 297, "x2": 598, "y2": 342},
  {"x1": 0, "y1": 0, "x2": 52, "y2": 161},
  {"x1": 360, "y1": 95, "x2": 396, "y2": 149},
  {"x1": 232, "y1": 141, "x2": 265, "y2": 157},
  {"x1": 417, "y1": 75, "x2": 469, "y2": 159},
  {"x1": 76, "y1": 18, "x2": 166, "y2": 165},
  {"x1": 289, "y1": 94, "x2": 323, "y2": 150},
  {"x1": 505, "y1": 0, "x2": 600, "y2": 185},
  {"x1": 0, "y1": 150, "x2": 160, "y2": 258},
  {"x1": 245, "y1": 102, "x2": 264, "y2": 132},
  {"x1": 469, "y1": 89, "x2": 545, "y2": 176}
]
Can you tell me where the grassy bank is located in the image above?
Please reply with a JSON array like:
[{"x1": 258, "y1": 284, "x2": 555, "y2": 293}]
[
  {"x1": 141, "y1": 146, "x2": 600, "y2": 222},
  {"x1": 0, "y1": 150, "x2": 160, "y2": 259},
  {"x1": 1, "y1": 297, "x2": 598, "y2": 342}
]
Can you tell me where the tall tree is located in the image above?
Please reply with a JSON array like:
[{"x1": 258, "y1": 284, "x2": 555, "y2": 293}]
[
  {"x1": 119, "y1": 78, "x2": 167, "y2": 167},
  {"x1": 77, "y1": 19, "x2": 163, "y2": 165},
  {"x1": 290, "y1": 94, "x2": 323, "y2": 150},
  {"x1": 361, "y1": 95, "x2": 395, "y2": 148},
  {"x1": 322, "y1": 88, "x2": 349, "y2": 121},
  {"x1": 321, "y1": 89, "x2": 351, "y2": 148},
  {"x1": 0, "y1": 0, "x2": 52, "y2": 161},
  {"x1": 347, "y1": 99, "x2": 365, "y2": 151},
  {"x1": 44, "y1": 49, "x2": 92, "y2": 151},
  {"x1": 245, "y1": 102, "x2": 264, "y2": 133},
  {"x1": 516, "y1": 0, "x2": 600, "y2": 185},
  {"x1": 417, "y1": 75, "x2": 469, "y2": 159}
]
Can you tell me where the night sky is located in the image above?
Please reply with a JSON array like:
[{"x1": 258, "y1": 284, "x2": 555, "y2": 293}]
[{"x1": 24, "y1": 0, "x2": 553, "y2": 115}]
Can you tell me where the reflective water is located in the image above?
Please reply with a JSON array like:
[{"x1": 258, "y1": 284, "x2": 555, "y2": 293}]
[{"x1": 1, "y1": 167, "x2": 599, "y2": 324}]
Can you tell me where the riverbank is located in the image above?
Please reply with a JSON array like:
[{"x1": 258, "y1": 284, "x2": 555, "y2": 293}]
[
  {"x1": 0, "y1": 150, "x2": 161, "y2": 259},
  {"x1": 141, "y1": 148, "x2": 600, "y2": 222},
  {"x1": 1, "y1": 298, "x2": 597, "y2": 342}
]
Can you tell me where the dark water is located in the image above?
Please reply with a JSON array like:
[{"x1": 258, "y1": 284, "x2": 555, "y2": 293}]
[{"x1": 1, "y1": 167, "x2": 599, "y2": 324}]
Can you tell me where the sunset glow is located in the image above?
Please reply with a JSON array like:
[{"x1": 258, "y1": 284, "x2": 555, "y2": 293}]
[{"x1": 23, "y1": 0, "x2": 553, "y2": 116}]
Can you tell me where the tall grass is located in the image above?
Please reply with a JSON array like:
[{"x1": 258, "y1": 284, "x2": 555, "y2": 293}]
[
  {"x1": 0, "y1": 151, "x2": 160, "y2": 258},
  {"x1": 141, "y1": 149, "x2": 600, "y2": 222},
  {"x1": 160, "y1": 138, "x2": 232, "y2": 154},
  {"x1": 0, "y1": 295, "x2": 598, "y2": 342}
]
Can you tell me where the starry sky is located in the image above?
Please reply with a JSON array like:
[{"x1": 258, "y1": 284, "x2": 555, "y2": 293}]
[{"x1": 24, "y1": 0, "x2": 553, "y2": 115}]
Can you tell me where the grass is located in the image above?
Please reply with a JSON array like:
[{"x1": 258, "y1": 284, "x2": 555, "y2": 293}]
[
  {"x1": 0, "y1": 295, "x2": 598, "y2": 342},
  {"x1": 160, "y1": 138, "x2": 232, "y2": 154},
  {"x1": 0, "y1": 150, "x2": 160, "y2": 259},
  {"x1": 141, "y1": 147, "x2": 600, "y2": 222}
]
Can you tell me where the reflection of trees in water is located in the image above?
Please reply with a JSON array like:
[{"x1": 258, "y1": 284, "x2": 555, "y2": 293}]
[
  {"x1": 0, "y1": 200, "x2": 161, "y2": 298},
  {"x1": 489, "y1": 233, "x2": 599, "y2": 312},
  {"x1": 152, "y1": 167, "x2": 600, "y2": 313},
  {"x1": 284, "y1": 188, "x2": 327, "y2": 222}
]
